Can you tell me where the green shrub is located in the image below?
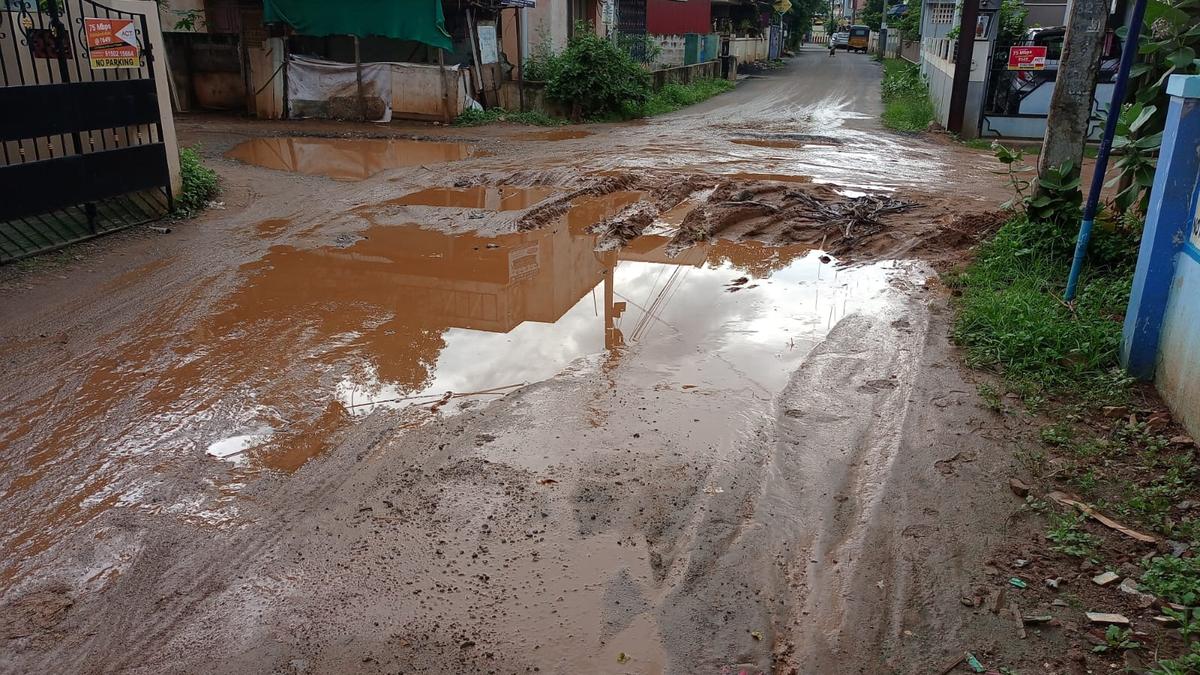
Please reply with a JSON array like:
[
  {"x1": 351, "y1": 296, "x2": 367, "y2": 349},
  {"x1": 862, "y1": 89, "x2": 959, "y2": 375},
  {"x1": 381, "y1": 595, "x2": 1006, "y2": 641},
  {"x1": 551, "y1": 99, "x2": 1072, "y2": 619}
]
[
  {"x1": 174, "y1": 146, "x2": 218, "y2": 219},
  {"x1": 545, "y1": 25, "x2": 650, "y2": 119}
]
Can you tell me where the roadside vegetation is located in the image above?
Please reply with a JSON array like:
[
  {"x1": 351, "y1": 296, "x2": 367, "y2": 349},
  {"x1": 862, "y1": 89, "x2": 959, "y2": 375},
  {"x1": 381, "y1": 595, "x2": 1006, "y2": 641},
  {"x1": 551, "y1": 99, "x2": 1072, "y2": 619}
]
[
  {"x1": 949, "y1": 143, "x2": 1199, "y2": 672},
  {"x1": 460, "y1": 23, "x2": 733, "y2": 126},
  {"x1": 174, "y1": 146, "x2": 219, "y2": 219},
  {"x1": 879, "y1": 58, "x2": 934, "y2": 132},
  {"x1": 453, "y1": 108, "x2": 566, "y2": 127}
]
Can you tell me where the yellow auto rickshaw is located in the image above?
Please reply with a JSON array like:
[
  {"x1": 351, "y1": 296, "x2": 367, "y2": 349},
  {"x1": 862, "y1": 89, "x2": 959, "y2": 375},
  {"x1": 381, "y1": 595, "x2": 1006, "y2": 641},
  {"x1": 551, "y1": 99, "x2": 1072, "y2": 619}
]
[{"x1": 848, "y1": 25, "x2": 870, "y2": 53}]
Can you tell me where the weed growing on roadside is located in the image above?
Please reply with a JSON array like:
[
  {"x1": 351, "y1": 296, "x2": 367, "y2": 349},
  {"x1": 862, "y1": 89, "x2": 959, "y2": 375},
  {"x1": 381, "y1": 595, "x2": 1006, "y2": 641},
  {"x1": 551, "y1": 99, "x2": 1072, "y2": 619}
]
[
  {"x1": 1140, "y1": 556, "x2": 1200, "y2": 606},
  {"x1": 977, "y1": 382, "x2": 1003, "y2": 411},
  {"x1": 880, "y1": 59, "x2": 934, "y2": 132},
  {"x1": 1092, "y1": 625, "x2": 1139, "y2": 653},
  {"x1": 453, "y1": 107, "x2": 567, "y2": 127},
  {"x1": 174, "y1": 146, "x2": 218, "y2": 219},
  {"x1": 1045, "y1": 512, "x2": 1101, "y2": 559},
  {"x1": 625, "y1": 79, "x2": 734, "y2": 118}
]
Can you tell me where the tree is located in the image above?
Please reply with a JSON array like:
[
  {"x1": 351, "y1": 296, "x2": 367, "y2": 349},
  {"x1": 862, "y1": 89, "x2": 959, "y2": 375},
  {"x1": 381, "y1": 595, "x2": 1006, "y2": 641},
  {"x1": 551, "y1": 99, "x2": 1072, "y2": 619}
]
[
  {"x1": 860, "y1": 0, "x2": 885, "y2": 31},
  {"x1": 1037, "y1": 0, "x2": 1109, "y2": 190}
]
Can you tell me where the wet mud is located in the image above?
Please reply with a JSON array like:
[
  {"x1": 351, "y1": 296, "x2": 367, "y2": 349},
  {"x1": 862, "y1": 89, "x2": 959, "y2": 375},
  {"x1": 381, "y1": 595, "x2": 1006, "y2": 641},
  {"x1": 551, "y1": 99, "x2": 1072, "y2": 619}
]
[{"x1": 0, "y1": 48, "x2": 1020, "y2": 675}]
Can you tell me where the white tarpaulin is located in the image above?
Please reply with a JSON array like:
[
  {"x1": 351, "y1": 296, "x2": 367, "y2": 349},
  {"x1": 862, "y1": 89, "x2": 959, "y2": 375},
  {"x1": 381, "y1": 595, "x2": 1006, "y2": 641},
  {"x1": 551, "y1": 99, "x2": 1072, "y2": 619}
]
[
  {"x1": 287, "y1": 55, "x2": 477, "y2": 122},
  {"x1": 288, "y1": 54, "x2": 394, "y2": 122}
]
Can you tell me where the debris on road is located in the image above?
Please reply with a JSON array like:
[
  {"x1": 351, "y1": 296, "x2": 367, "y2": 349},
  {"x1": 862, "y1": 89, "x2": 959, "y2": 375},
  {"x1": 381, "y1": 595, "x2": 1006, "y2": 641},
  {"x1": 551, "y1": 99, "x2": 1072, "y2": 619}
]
[
  {"x1": 965, "y1": 652, "x2": 986, "y2": 673},
  {"x1": 1008, "y1": 578, "x2": 1027, "y2": 589},
  {"x1": 1091, "y1": 571, "x2": 1120, "y2": 586},
  {"x1": 1046, "y1": 491, "x2": 1157, "y2": 543},
  {"x1": 1085, "y1": 612, "x2": 1131, "y2": 626},
  {"x1": 1008, "y1": 478, "x2": 1031, "y2": 498}
]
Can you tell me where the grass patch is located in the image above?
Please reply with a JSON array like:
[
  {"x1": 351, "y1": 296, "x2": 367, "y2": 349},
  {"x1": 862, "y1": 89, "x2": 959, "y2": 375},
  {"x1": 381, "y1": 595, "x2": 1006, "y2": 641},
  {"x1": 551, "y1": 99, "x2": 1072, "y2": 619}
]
[
  {"x1": 622, "y1": 78, "x2": 735, "y2": 118},
  {"x1": 453, "y1": 107, "x2": 567, "y2": 127},
  {"x1": 174, "y1": 146, "x2": 218, "y2": 219},
  {"x1": 948, "y1": 215, "x2": 1133, "y2": 398},
  {"x1": 880, "y1": 58, "x2": 934, "y2": 132}
]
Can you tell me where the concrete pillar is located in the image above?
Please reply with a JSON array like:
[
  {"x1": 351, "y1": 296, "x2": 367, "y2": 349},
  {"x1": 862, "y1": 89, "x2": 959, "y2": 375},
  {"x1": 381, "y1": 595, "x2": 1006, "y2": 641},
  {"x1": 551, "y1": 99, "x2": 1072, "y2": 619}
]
[{"x1": 1120, "y1": 74, "x2": 1200, "y2": 379}]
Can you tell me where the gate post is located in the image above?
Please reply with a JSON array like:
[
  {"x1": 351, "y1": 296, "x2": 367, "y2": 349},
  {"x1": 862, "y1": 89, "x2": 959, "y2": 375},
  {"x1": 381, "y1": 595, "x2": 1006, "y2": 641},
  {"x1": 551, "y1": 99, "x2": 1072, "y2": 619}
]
[{"x1": 1120, "y1": 74, "x2": 1200, "y2": 379}]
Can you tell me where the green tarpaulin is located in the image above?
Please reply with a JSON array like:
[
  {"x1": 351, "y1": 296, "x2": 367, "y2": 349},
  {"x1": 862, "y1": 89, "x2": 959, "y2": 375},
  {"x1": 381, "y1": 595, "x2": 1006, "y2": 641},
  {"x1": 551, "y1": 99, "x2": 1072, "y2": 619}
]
[{"x1": 263, "y1": 0, "x2": 453, "y2": 50}]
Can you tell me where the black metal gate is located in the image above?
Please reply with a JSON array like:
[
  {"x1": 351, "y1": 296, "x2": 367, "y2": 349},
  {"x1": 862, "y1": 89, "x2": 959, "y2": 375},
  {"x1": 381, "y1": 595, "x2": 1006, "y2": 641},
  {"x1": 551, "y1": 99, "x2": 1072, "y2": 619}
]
[
  {"x1": 0, "y1": 0, "x2": 171, "y2": 263},
  {"x1": 614, "y1": 0, "x2": 648, "y2": 62}
]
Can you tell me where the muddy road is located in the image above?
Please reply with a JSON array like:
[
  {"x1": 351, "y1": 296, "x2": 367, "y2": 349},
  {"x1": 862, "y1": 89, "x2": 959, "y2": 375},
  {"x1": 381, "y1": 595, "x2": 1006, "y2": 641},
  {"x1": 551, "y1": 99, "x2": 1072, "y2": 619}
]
[{"x1": 0, "y1": 48, "x2": 1019, "y2": 674}]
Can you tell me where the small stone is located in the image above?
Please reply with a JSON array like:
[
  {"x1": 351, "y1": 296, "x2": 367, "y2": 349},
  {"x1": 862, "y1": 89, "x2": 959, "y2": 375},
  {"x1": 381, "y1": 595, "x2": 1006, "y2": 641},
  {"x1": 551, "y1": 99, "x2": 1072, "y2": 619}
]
[
  {"x1": 1102, "y1": 406, "x2": 1129, "y2": 418},
  {"x1": 1118, "y1": 578, "x2": 1140, "y2": 594},
  {"x1": 1045, "y1": 577, "x2": 1063, "y2": 590},
  {"x1": 1014, "y1": 559, "x2": 1030, "y2": 568},
  {"x1": 1169, "y1": 435, "x2": 1195, "y2": 448},
  {"x1": 1092, "y1": 571, "x2": 1120, "y2": 586},
  {"x1": 1023, "y1": 615, "x2": 1053, "y2": 624},
  {"x1": 1009, "y1": 478, "x2": 1032, "y2": 498},
  {"x1": 1086, "y1": 612, "x2": 1130, "y2": 625},
  {"x1": 1177, "y1": 500, "x2": 1198, "y2": 511},
  {"x1": 1153, "y1": 615, "x2": 1181, "y2": 628},
  {"x1": 1052, "y1": 599, "x2": 1068, "y2": 607}
]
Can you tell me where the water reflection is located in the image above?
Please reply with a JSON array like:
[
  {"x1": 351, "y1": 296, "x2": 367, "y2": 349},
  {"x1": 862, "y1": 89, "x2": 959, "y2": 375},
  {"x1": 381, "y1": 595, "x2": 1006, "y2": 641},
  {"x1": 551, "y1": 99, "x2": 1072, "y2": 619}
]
[{"x1": 225, "y1": 137, "x2": 481, "y2": 181}]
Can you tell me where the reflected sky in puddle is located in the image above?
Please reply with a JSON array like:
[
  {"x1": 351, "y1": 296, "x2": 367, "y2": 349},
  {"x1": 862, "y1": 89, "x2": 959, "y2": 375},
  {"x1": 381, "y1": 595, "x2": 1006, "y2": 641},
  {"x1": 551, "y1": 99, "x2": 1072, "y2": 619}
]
[{"x1": 225, "y1": 137, "x2": 481, "y2": 181}]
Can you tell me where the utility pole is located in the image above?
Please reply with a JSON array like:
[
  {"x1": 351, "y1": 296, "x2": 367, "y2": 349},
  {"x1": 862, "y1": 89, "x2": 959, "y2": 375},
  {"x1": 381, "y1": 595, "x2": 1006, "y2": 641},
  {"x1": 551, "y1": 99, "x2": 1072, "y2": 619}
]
[
  {"x1": 1037, "y1": 0, "x2": 1108, "y2": 186},
  {"x1": 946, "y1": 0, "x2": 980, "y2": 133}
]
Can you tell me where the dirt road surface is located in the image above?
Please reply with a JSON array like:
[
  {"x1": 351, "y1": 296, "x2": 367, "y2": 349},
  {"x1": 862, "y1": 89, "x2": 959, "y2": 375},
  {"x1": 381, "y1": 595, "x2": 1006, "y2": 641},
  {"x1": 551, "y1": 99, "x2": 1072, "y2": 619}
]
[{"x1": 1, "y1": 49, "x2": 1024, "y2": 674}]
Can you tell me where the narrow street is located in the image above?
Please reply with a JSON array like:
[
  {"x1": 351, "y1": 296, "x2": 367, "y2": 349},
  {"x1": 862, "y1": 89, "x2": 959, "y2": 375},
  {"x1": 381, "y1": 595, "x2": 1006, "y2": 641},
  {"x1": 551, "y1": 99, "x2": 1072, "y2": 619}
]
[{"x1": 1, "y1": 48, "x2": 1019, "y2": 673}]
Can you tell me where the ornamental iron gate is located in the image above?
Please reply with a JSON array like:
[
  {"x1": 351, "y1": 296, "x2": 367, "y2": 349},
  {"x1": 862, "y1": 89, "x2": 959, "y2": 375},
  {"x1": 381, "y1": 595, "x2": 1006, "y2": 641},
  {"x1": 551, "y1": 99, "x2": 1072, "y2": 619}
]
[{"x1": 0, "y1": 0, "x2": 171, "y2": 263}]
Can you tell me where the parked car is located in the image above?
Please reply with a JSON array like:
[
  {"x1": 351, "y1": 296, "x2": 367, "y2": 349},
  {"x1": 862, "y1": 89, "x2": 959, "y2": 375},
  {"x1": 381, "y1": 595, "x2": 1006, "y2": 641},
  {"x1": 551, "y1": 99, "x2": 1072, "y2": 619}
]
[{"x1": 832, "y1": 32, "x2": 849, "y2": 49}]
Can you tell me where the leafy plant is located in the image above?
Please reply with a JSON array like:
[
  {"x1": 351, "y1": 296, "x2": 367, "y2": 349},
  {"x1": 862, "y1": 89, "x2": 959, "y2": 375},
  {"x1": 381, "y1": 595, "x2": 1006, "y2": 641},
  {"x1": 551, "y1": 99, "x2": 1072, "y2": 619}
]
[
  {"x1": 1148, "y1": 644, "x2": 1200, "y2": 675},
  {"x1": 1163, "y1": 606, "x2": 1200, "y2": 640},
  {"x1": 893, "y1": 3, "x2": 921, "y2": 40},
  {"x1": 1092, "y1": 625, "x2": 1139, "y2": 653},
  {"x1": 522, "y1": 26, "x2": 562, "y2": 82},
  {"x1": 997, "y1": 0, "x2": 1029, "y2": 46},
  {"x1": 173, "y1": 8, "x2": 204, "y2": 32},
  {"x1": 1108, "y1": 101, "x2": 1162, "y2": 213},
  {"x1": 174, "y1": 146, "x2": 218, "y2": 219},
  {"x1": 1110, "y1": 0, "x2": 1200, "y2": 213},
  {"x1": 545, "y1": 23, "x2": 651, "y2": 119},
  {"x1": 1026, "y1": 161, "x2": 1083, "y2": 234},
  {"x1": 1141, "y1": 555, "x2": 1200, "y2": 606},
  {"x1": 1046, "y1": 512, "x2": 1102, "y2": 558}
]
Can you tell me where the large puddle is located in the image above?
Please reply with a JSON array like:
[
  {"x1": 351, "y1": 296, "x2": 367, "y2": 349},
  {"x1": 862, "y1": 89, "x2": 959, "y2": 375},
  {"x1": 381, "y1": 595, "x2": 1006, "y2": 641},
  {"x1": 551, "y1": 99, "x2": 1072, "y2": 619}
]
[
  {"x1": 0, "y1": 190, "x2": 916, "y2": 588},
  {"x1": 383, "y1": 185, "x2": 559, "y2": 210},
  {"x1": 225, "y1": 137, "x2": 481, "y2": 180}
]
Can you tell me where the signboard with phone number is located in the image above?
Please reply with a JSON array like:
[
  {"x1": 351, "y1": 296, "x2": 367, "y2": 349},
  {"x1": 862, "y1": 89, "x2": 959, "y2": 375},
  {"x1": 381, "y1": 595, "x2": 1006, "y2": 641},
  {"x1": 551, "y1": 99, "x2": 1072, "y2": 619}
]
[
  {"x1": 1007, "y1": 45, "x2": 1047, "y2": 71},
  {"x1": 84, "y1": 18, "x2": 140, "y2": 69}
]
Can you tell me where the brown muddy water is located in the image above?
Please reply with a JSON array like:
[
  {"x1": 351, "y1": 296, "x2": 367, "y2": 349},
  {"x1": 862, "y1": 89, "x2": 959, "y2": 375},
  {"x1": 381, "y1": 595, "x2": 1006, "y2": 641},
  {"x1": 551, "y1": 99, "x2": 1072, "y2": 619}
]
[
  {"x1": 518, "y1": 129, "x2": 593, "y2": 141},
  {"x1": 384, "y1": 186, "x2": 559, "y2": 211},
  {"x1": 225, "y1": 137, "x2": 480, "y2": 180},
  {"x1": 0, "y1": 188, "x2": 917, "y2": 591}
]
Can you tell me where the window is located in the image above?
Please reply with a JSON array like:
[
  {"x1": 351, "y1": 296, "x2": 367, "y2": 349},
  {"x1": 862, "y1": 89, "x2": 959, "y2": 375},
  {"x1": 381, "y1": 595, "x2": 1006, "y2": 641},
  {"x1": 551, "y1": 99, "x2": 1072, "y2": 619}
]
[{"x1": 930, "y1": 3, "x2": 955, "y2": 24}]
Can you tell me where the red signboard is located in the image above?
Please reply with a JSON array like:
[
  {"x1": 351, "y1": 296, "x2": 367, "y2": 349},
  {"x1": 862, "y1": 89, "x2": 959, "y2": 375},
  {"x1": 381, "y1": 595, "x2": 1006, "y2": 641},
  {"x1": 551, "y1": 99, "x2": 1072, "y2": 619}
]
[{"x1": 1007, "y1": 45, "x2": 1047, "y2": 71}]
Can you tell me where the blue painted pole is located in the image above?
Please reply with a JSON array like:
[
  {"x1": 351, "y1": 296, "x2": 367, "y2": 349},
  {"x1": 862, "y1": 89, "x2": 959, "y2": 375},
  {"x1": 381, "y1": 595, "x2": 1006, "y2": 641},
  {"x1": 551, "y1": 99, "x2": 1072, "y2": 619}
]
[{"x1": 1063, "y1": 0, "x2": 1148, "y2": 301}]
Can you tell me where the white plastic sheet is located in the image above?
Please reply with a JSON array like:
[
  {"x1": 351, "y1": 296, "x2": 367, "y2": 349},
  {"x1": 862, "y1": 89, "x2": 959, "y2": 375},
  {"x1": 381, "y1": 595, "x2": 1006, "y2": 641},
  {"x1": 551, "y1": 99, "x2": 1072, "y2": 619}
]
[{"x1": 287, "y1": 54, "x2": 394, "y2": 122}]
